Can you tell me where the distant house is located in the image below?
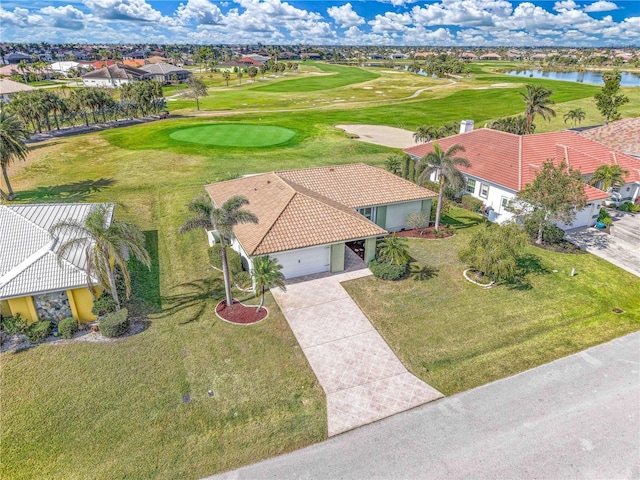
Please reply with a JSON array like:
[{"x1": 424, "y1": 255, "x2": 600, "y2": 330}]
[
  {"x1": 460, "y1": 52, "x2": 478, "y2": 60},
  {"x1": 0, "y1": 203, "x2": 114, "y2": 324},
  {"x1": 122, "y1": 59, "x2": 146, "y2": 68},
  {"x1": 404, "y1": 125, "x2": 640, "y2": 228},
  {"x1": 49, "y1": 61, "x2": 81, "y2": 76},
  {"x1": 301, "y1": 53, "x2": 323, "y2": 60},
  {"x1": 238, "y1": 57, "x2": 263, "y2": 66},
  {"x1": 81, "y1": 64, "x2": 149, "y2": 87},
  {"x1": 579, "y1": 118, "x2": 640, "y2": 160},
  {"x1": 0, "y1": 79, "x2": 36, "y2": 102},
  {"x1": 204, "y1": 164, "x2": 437, "y2": 279},
  {"x1": 415, "y1": 52, "x2": 437, "y2": 59},
  {"x1": 216, "y1": 61, "x2": 249, "y2": 72},
  {"x1": 81, "y1": 60, "x2": 116, "y2": 69},
  {"x1": 278, "y1": 51, "x2": 300, "y2": 60},
  {"x1": 6, "y1": 52, "x2": 32, "y2": 64},
  {"x1": 531, "y1": 53, "x2": 547, "y2": 61},
  {"x1": 125, "y1": 50, "x2": 147, "y2": 60},
  {"x1": 146, "y1": 55, "x2": 169, "y2": 64},
  {"x1": 480, "y1": 53, "x2": 501, "y2": 60},
  {"x1": 139, "y1": 62, "x2": 191, "y2": 83}
]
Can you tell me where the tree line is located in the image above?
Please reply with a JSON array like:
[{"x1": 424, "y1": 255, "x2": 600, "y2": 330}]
[{"x1": 4, "y1": 81, "x2": 166, "y2": 134}]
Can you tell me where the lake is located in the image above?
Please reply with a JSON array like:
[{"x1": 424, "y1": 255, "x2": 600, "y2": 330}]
[{"x1": 504, "y1": 69, "x2": 640, "y2": 87}]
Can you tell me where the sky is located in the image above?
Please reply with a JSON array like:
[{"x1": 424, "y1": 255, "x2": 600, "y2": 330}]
[{"x1": 1, "y1": 0, "x2": 639, "y2": 47}]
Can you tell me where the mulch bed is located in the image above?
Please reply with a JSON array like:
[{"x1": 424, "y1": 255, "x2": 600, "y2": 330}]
[
  {"x1": 393, "y1": 227, "x2": 455, "y2": 239},
  {"x1": 529, "y1": 240, "x2": 585, "y2": 254},
  {"x1": 215, "y1": 300, "x2": 267, "y2": 325}
]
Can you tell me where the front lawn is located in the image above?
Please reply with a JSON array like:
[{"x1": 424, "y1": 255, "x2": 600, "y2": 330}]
[{"x1": 343, "y1": 207, "x2": 640, "y2": 395}]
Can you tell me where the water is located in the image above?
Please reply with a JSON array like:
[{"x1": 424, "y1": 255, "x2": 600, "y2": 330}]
[{"x1": 504, "y1": 69, "x2": 640, "y2": 87}]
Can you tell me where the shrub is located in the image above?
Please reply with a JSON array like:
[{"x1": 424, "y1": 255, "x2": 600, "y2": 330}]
[
  {"x1": 58, "y1": 317, "x2": 79, "y2": 339},
  {"x1": 597, "y1": 207, "x2": 612, "y2": 222},
  {"x1": 368, "y1": 258, "x2": 407, "y2": 281},
  {"x1": 99, "y1": 308, "x2": 129, "y2": 338},
  {"x1": 92, "y1": 294, "x2": 118, "y2": 317},
  {"x1": 460, "y1": 195, "x2": 484, "y2": 213},
  {"x1": 1, "y1": 314, "x2": 28, "y2": 335},
  {"x1": 523, "y1": 217, "x2": 565, "y2": 244},
  {"x1": 421, "y1": 180, "x2": 456, "y2": 200},
  {"x1": 26, "y1": 321, "x2": 53, "y2": 344},
  {"x1": 233, "y1": 271, "x2": 252, "y2": 290},
  {"x1": 208, "y1": 244, "x2": 243, "y2": 276},
  {"x1": 406, "y1": 211, "x2": 430, "y2": 232},
  {"x1": 430, "y1": 198, "x2": 451, "y2": 222},
  {"x1": 619, "y1": 201, "x2": 640, "y2": 213}
]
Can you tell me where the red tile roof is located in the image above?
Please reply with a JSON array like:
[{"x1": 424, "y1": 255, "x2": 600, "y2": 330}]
[{"x1": 404, "y1": 128, "x2": 640, "y2": 202}]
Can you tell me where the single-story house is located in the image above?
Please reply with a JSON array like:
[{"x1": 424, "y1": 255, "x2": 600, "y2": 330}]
[
  {"x1": 204, "y1": 164, "x2": 437, "y2": 279},
  {"x1": 6, "y1": 52, "x2": 32, "y2": 64},
  {"x1": 404, "y1": 125, "x2": 640, "y2": 228},
  {"x1": 460, "y1": 52, "x2": 478, "y2": 60},
  {"x1": 122, "y1": 59, "x2": 146, "y2": 68},
  {"x1": 0, "y1": 203, "x2": 114, "y2": 324},
  {"x1": 0, "y1": 79, "x2": 36, "y2": 102},
  {"x1": 216, "y1": 61, "x2": 250, "y2": 72},
  {"x1": 49, "y1": 61, "x2": 82, "y2": 76},
  {"x1": 480, "y1": 53, "x2": 501, "y2": 60},
  {"x1": 81, "y1": 64, "x2": 150, "y2": 87},
  {"x1": 579, "y1": 117, "x2": 640, "y2": 159},
  {"x1": 139, "y1": 62, "x2": 191, "y2": 83}
]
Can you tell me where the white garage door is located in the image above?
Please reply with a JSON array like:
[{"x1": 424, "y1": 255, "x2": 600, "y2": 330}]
[{"x1": 274, "y1": 245, "x2": 331, "y2": 279}]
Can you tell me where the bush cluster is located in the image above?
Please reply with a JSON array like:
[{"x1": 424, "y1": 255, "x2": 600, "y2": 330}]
[
  {"x1": 208, "y1": 244, "x2": 243, "y2": 276},
  {"x1": 368, "y1": 259, "x2": 408, "y2": 281},
  {"x1": 99, "y1": 308, "x2": 129, "y2": 338},
  {"x1": 597, "y1": 208, "x2": 613, "y2": 226},
  {"x1": 460, "y1": 195, "x2": 484, "y2": 213},
  {"x1": 1, "y1": 314, "x2": 28, "y2": 335},
  {"x1": 523, "y1": 218, "x2": 565, "y2": 244},
  {"x1": 26, "y1": 321, "x2": 53, "y2": 344},
  {"x1": 619, "y1": 201, "x2": 640, "y2": 213},
  {"x1": 92, "y1": 294, "x2": 118, "y2": 317},
  {"x1": 58, "y1": 317, "x2": 79, "y2": 339}
]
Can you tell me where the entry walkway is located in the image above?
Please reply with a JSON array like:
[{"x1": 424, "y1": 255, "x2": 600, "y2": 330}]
[{"x1": 271, "y1": 248, "x2": 442, "y2": 436}]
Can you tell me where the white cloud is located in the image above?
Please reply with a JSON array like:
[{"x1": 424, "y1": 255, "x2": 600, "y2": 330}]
[
  {"x1": 369, "y1": 11, "x2": 412, "y2": 33},
  {"x1": 583, "y1": 1, "x2": 619, "y2": 12},
  {"x1": 40, "y1": 5, "x2": 85, "y2": 30},
  {"x1": 553, "y1": 0, "x2": 577, "y2": 12},
  {"x1": 411, "y1": 0, "x2": 513, "y2": 28},
  {"x1": 377, "y1": 0, "x2": 418, "y2": 6},
  {"x1": 0, "y1": 6, "x2": 44, "y2": 27},
  {"x1": 174, "y1": 0, "x2": 223, "y2": 25},
  {"x1": 327, "y1": 3, "x2": 364, "y2": 28},
  {"x1": 83, "y1": 0, "x2": 162, "y2": 22}
]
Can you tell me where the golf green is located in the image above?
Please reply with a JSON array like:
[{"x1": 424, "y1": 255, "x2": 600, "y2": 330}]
[{"x1": 169, "y1": 124, "x2": 296, "y2": 147}]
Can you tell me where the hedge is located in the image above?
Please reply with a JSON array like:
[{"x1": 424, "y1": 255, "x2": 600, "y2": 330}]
[
  {"x1": 523, "y1": 218, "x2": 565, "y2": 244},
  {"x1": 99, "y1": 308, "x2": 129, "y2": 338},
  {"x1": 58, "y1": 317, "x2": 79, "y2": 339},
  {"x1": 368, "y1": 258, "x2": 408, "y2": 281},
  {"x1": 460, "y1": 194, "x2": 484, "y2": 212},
  {"x1": 92, "y1": 294, "x2": 118, "y2": 317},
  {"x1": 1, "y1": 314, "x2": 28, "y2": 335}
]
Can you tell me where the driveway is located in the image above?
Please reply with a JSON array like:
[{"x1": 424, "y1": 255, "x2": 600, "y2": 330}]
[
  {"x1": 565, "y1": 211, "x2": 640, "y2": 277},
  {"x1": 271, "y1": 248, "x2": 443, "y2": 436},
  {"x1": 209, "y1": 331, "x2": 640, "y2": 480}
]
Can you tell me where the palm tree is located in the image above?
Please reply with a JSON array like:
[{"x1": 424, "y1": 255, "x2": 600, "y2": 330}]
[
  {"x1": 417, "y1": 142, "x2": 470, "y2": 231},
  {"x1": 237, "y1": 71, "x2": 243, "y2": 86},
  {"x1": 590, "y1": 164, "x2": 628, "y2": 192},
  {"x1": 222, "y1": 71, "x2": 230, "y2": 87},
  {"x1": 519, "y1": 84, "x2": 556, "y2": 134},
  {"x1": 563, "y1": 108, "x2": 586, "y2": 127},
  {"x1": 377, "y1": 236, "x2": 410, "y2": 265},
  {"x1": 183, "y1": 77, "x2": 208, "y2": 111},
  {"x1": 413, "y1": 125, "x2": 439, "y2": 143},
  {"x1": 252, "y1": 255, "x2": 285, "y2": 312},
  {"x1": 0, "y1": 111, "x2": 30, "y2": 201},
  {"x1": 50, "y1": 204, "x2": 151, "y2": 310},
  {"x1": 179, "y1": 195, "x2": 258, "y2": 306}
]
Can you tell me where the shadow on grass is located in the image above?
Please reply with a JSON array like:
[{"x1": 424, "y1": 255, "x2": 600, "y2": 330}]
[
  {"x1": 409, "y1": 262, "x2": 439, "y2": 281},
  {"x1": 16, "y1": 178, "x2": 116, "y2": 203},
  {"x1": 26, "y1": 141, "x2": 63, "y2": 150},
  {"x1": 160, "y1": 277, "x2": 225, "y2": 324},
  {"x1": 505, "y1": 254, "x2": 550, "y2": 291},
  {"x1": 127, "y1": 231, "x2": 162, "y2": 317},
  {"x1": 442, "y1": 211, "x2": 486, "y2": 230}
]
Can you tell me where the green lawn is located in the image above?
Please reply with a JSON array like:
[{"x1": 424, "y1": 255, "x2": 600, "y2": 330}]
[
  {"x1": 343, "y1": 208, "x2": 640, "y2": 395},
  {"x1": 169, "y1": 124, "x2": 297, "y2": 147}
]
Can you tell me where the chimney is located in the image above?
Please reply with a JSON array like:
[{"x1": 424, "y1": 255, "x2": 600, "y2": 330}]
[{"x1": 460, "y1": 120, "x2": 474, "y2": 134}]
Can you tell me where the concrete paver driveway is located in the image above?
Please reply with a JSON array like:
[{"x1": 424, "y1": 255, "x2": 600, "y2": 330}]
[
  {"x1": 271, "y1": 249, "x2": 443, "y2": 436},
  {"x1": 565, "y1": 211, "x2": 640, "y2": 277}
]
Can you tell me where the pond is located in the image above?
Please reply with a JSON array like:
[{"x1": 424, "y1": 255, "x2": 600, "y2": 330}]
[{"x1": 504, "y1": 69, "x2": 640, "y2": 87}]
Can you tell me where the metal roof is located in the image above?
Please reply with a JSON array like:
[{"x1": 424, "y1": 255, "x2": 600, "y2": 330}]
[{"x1": 0, "y1": 203, "x2": 114, "y2": 300}]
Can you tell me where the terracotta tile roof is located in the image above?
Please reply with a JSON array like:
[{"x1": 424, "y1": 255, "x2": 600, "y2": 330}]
[
  {"x1": 204, "y1": 164, "x2": 435, "y2": 255},
  {"x1": 277, "y1": 164, "x2": 437, "y2": 208},
  {"x1": 404, "y1": 128, "x2": 640, "y2": 194},
  {"x1": 579, "y1": 118, "x2": 640, "y2": 157}
]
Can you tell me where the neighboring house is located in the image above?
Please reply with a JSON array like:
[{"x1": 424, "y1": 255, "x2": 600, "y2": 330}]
[
  {"x1": 81, "y1": 64, "x2": 149, "y2": 87},
  {"x1": 139, "y1": 62, "x2": 191, "y2": 82},
  {"x1": 0, "y1": 79, "x2": 36, "y2": 102},
  {"x1": 205, "y1": 164, "x2": 437, "y2": 279},
  {"x1": 49, "y1": 61, "x2": 81, "y2": 76},
  {"x1": 238, "y1": 57, "x2": 264, "y2": 66},
  {"x1": 0, "y1": 64, "x2": 33, "y2": 77},
  {"x1": 480, "y1": 53, "x2": 501, "y2": 60},
  {"x1": 146, "y1": 55, "x2": 169, "y2": 64},
  {"x1": 122, "y1": 59, "x2": 146, "y2": 68},
  {"x1": 0, "y1": 203, "x2": 114, "y2": 324},
  {"x1": 579, "y1": 118, "x2": 640, "y2": 159},
  {"x1": 6, "y1": 52, "x2": 32, "y2": 64},
  {"x1": 216, "y1": 61, "x2": 249, "y2": 72},
  {"x1": 404, "y1": 126, "x2": 640, "y2": 228},
  {"x1": 460, "y1": 52, "x2": 478, "y2": 60}
]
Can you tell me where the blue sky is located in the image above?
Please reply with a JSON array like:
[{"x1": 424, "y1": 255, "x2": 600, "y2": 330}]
[{"x1": 1, "y1": 0, "x2": 639, "y2": 46}]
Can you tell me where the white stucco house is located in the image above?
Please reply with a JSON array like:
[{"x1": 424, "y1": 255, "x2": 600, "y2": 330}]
[
  {"x1": 204, "y1": 164, "x2": 437, "y2": 279},
  {"x1": 404, "y1": 124, "x2": 640, "y2": 229},
  {"x1": 81, "y1": 64, "x2": 149, "y2": 87}
]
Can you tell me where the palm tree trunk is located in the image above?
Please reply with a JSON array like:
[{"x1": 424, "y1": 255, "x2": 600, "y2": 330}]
[
  {"x1": 536, "y1": 222, "x2": 544, "y2": 245},
  {"x1": 105, "y1": 257, "x2": 121, "y2": 310},
  {"x1": 434, "y1": 176, "x2": 445, "y2": 231},
  {"x1": 220, "y1": 244, "x2": 234, "y2": 306},
  {"x1": 2, "y1": 165, "x2": 15, "y2": 200},
  {"x1": 196, "y1": 96, "x2": 200, "y2": 111},
  {"x1": 256, "y1": 286, "x2": 265, "y2": 313}
]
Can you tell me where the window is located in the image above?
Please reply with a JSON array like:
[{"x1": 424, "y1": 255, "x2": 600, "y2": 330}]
[
  {"x1": 479, "y1": 183, "x2": 489, "y2": 199},
  {"x1": 501, "y1": 197, "x2": 510, "y2": 210},
  {"x1": 358, "y1": 207, "x2": 376, "y2": 223},
  {"x1": 466, "y1": 178, "x2": 476, "y2": 194}
]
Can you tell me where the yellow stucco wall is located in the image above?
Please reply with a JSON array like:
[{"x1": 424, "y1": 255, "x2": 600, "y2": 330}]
[
  {"x1": 6, "y1": 296, "x2": 38, "y2": 324},
  {"x1": 66, "y1": 288, "x2": 98, "y2": 322},
  {"x1": 1, "y1": 300, "x2": 12, "y2": 318}
]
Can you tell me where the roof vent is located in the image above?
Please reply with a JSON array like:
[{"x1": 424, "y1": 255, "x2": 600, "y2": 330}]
[
  {"x1": 329, "y1": 167, "x2": 335, "y2": 172},
  {"x1": 460, "y1": 120, "x2": 474, "y2": 134}
]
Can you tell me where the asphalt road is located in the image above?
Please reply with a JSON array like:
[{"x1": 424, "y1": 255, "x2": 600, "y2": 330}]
[{"x1": 209, "y1": 332, "x2": 640, "y2": 480}]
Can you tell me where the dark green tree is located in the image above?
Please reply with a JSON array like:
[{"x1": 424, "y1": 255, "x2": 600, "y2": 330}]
[{"x1": 595, "y1": 70, "x2": 629, "y2": 124}]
